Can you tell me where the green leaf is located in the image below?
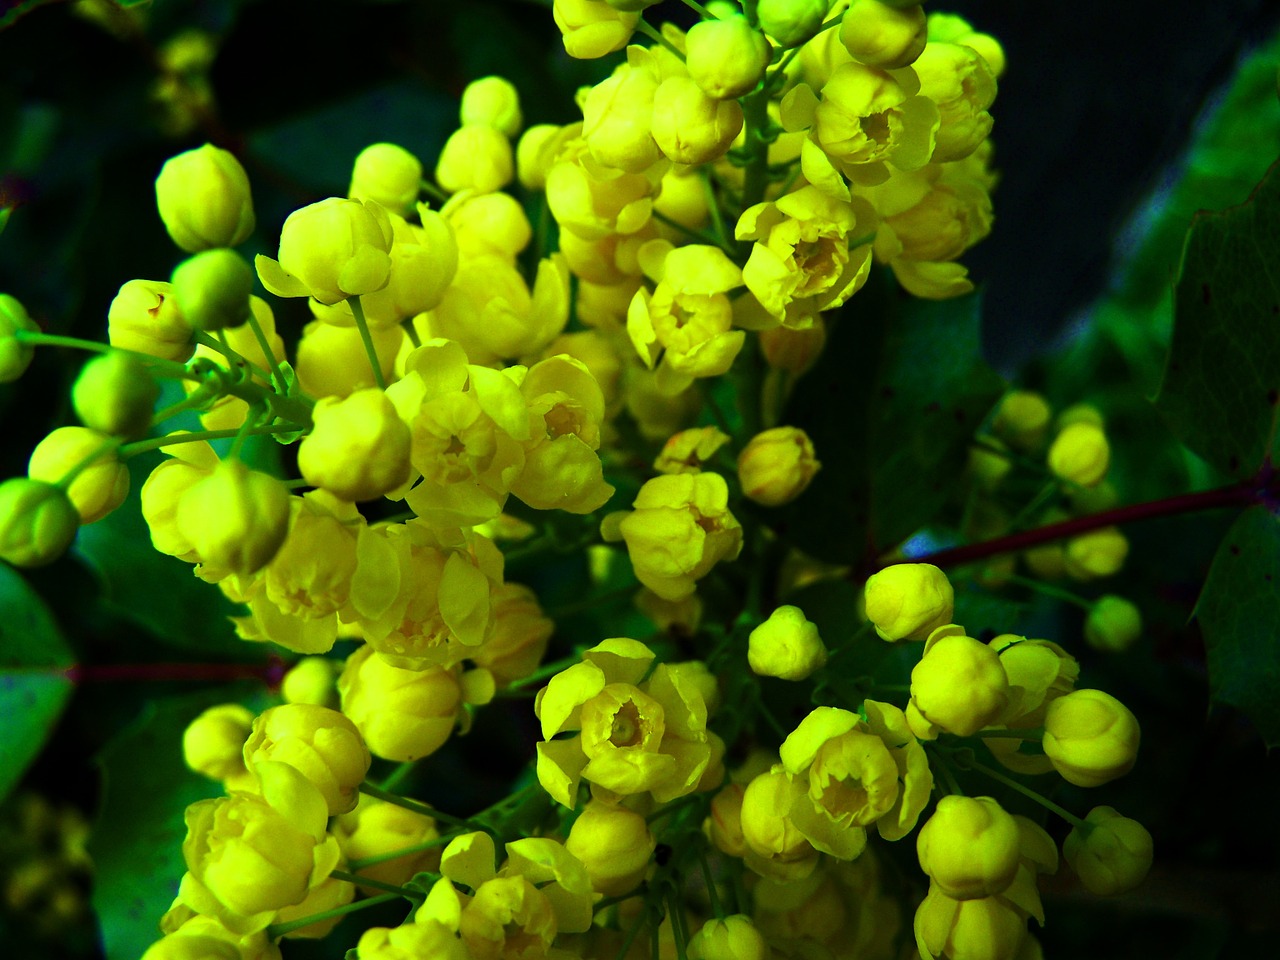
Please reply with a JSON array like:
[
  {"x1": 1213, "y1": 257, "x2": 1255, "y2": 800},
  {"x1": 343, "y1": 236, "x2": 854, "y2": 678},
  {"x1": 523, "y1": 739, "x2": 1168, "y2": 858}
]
[
  {"x1": 1194, "y1": 505, "x2": 1280, "y2": 747},
  {"x1": 1154, "y1": 157, "x2": 1280, "y2": 480},
  {"x1": 88, "y1": 686, "x2": 267, "y2": 960},
  {"x1": 776, "y1": 270, "x2": 1004, "y2": 565},
  {"x1": 0, "y1": 565, "x2": 74, "y2": 804}
]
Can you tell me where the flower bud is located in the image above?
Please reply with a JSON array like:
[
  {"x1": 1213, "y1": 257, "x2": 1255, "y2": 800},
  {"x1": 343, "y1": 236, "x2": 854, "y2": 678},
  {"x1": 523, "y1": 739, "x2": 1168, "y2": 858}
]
[
  {"x1": 992, "y1": 389, "x2": 1050, "y2": 451},
  {"x1": 737, "y1": 426, "x2": 821, "y2": 507},
  {"x1": 688, "y1": 914, "x2": 770, "y2": 960},
  {"x1": 652, "y1": 76, "x2": 744, "y2": 166},
  {"x1": 913, "y1": 884, "x2": 1027, "y2": 960},
  {"x1": 338, "y1": 645, "x2": 461, "y2": 762},
  {"x1": 1043, "y1": 689, "x2": 1140, "y2": 787},
  {"x1": 141, "y1": 934, "x2": 240, "y2": 960},
  {"x1": 757, "y1": 0, "x2": 832, "y2": 48},
  {"x1": 182, "y1": 703, "x2": 255, "y2": 784},
  {"x1": 256, "y1": 198, "x2": 393, "y2": 305},
  {"x1": 582, "y1": 66, "x2": 661, "y2": 173},
  {"x1": 1048, "y1": 422, "x2": 1110, "y2": 487},
  {"x1": 0, "y1": 293, "x2": 38, "y2": 383},
  {"x1": 71, "y1": 351, "x2": 160, "y2": 439},
  {"x1": 170, "y1": 249, "x2": 254, "y2": 332},
  {"x1": 908, "y1": 629, "x2": 1009, "y2": 738},
  {"x1": 295, "y1": 320, "x2": 402, "y2": 399},
  {"x1": 348, "y1": 142, "x2": 422, "y2": 216},
  {"x1": 467, "y1": 582, "x2": 554, "y2": 686},
  {"x1": 863, "y1": 562, "x2": 953, "y2": 641},
  {"x1": 748, "y1": 605, "x2": 828, "y2": 681},
  {"x1": 140, "y1": 440, "x2": 218, "y2": 560},
  {"x1": 335, "y1": 795, "x2": 439, "y2": 894},
  {"x1": 553, "y1": 0, "x2": 639, "y2": 59},
  {"x1": 107, "y1": 279, "x2": 194, "y2": 363},
  {"x1": 435, "y1": 125, "x2": 514, "y2": 195},
  {"x1": 917, "y1": 795, "x2": 1021, "y2": 899},
  {"x1": 564, "y1": 799, "x2": 655, "y2": 896},
  {"x1": 707, "y1": 782, "x2": 747, "y2": 857},
  {"x1": 28, "y1": 426, "x2": 128, "y2": 524},
  {"x1": 740, "y1": 768, "x2": 818, "y2": 880},
  {"x1": 1083, "y1": 595, "x2": 1142, "y2": 653},
  {"x1": 1063, "y1": 806, "x2": 1153, "y2": 895},
  {"x1": 297, "y1": 388, "x2": 412, "y2": 502},
  {"x1": 155, "y1": 144, "x2": 255, "y2": 252},
  {"x1": 460, "y1": 76, "x2": 523, "y2": 137},
  {"x1": 686, "y1": 17, "x2": 771, "y2": 99},
  {"x1": 243, "y1": 703, "x2": 372, "y2": 816},
  {"x1": 758, "y1": 322, "x2": 826, "y2": 375},
  {"x1": 840, "y1": 0, "x2": 927, "y2": 69},
  {"x1": 0, "y1": 478, "x2": 80, "y2": 568},
  {"x1": 1063, "y1": 527, "x2": 1128, "y2": 580},
  {"x1": 281, "y1": 656, "x2": 341, "y2": 708},
  {"x1": 271, "y1": 871, "x2": 354, "y2": 939},
  {"x1": 176, "y1": 458, "x2": 290, "y2": 575}
]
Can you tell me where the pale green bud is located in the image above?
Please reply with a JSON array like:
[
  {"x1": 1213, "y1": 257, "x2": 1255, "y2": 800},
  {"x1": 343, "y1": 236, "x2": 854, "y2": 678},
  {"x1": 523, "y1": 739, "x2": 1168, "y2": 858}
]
[
  {"x1": 1063, "y1": 806, "x2": 1153, "y2": 895},
  {"x1": 0, "y1": 293, "x2": 39, "y2": 383},
  {"x1": 170, "y1": 249, "x2": 253, "y2": 332},
  {"x1": 1084, "y1": 595, "x2": 1142, "y2": 653},
  {"x1": 747, "y1": 604, "x2": 827, "y2": 680},
  {"x1": 0, "y1": 478, "x2": 80, "y2": 568},
  {"x1": 757, "y1": 0, "x2": 832, "y2": 48},
  {"x1": 460, "y1": 76, "x2": 523, "y2": 138},
  {"x1": 155, "y1": 143, "x2": 255, "y2": 253},
  {"x1": 348, "y1": 142, "x2": 423, "y2": 216},
  {"x1": 71, "y1": 351, "x2": 160, "y2": 439},
  {"x1": 686, "y1": 17, "x2": 771, "y2": 99}
]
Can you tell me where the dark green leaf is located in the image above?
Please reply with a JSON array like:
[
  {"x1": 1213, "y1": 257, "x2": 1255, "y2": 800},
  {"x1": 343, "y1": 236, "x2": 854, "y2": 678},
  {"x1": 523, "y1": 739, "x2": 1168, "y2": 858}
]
[
  {"x1": 1194, "y1": 505, "x2": 1280, "y2": 747},
  {"x1": 0, "y1": 565, "x2": 74, "y2": 803},
  {"x1": 777, "y1": 270, "x2": 1004, "y2": 565},
  {"x1": 1155, "y1": 157, "x2": 1280, "y2": 480}
]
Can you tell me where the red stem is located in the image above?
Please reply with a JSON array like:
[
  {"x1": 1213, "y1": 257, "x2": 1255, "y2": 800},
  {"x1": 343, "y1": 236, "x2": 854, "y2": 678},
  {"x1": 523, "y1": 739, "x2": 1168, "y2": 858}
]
[{"x1": 884, "y1": 480, "x2": 1263, "y2": 574}]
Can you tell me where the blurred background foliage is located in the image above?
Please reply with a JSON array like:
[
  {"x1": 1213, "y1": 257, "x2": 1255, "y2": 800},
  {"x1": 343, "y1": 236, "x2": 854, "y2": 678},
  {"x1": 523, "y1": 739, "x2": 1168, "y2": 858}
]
[{"x1": 2, "y1": 1, "x2": 1280, "y2": 959}]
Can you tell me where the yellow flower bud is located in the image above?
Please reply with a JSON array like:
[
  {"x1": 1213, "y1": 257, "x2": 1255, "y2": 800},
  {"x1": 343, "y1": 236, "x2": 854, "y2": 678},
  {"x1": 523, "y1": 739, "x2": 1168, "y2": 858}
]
[
  {"x1": 1084, "y1": 595, "x2": 1142, "y2": 653},
  {"x1": 337, "y1": 645, "x2": 461, "y2": 762},
  {"x1": 564, "y1": 799, "x2": 655, "y2": 896},
  {"x1": 652, "y1": 76, "x2": 743, "y2": 166},
  {"x1": 1048, "y1": 422, "x2": 1110, "y2": 487},
  {"x1": 840, "y1": 0, "x2": 927, "y2": 69},
  {"x1": 348, "y1": 142, "x2": 423, "y2": 216},
  {"x1": 1063, "y1": 527, "x2": 1128, "y2": 580},
  {"x1": 71, "y1": 351, "x2": 159, "y2": 439},
  {"x1": 707, "y1": 782, "x2": 747, "y2": 857},
  {"x1": 445, "y1": 191, "x2": 531, "y2": 261},
  {"x1": 913, "y1": 40, "x2": 997, "y2": 162},
  {"x1": 1063, "y1": 806, "x2": 1153, "y2": 896},
  {"x1": 170, "y1": 249, "x2": 253, "y2": 331},
  {"x1": 140, "y1": 440, "x2": 218, "y2": 561},
  {"x1": 256, "y1": 198, "x2": 393, "y2": 305},
  {"x1": 271, "y1": 871, "x2": 354, "y2": 939},
  {"x1": 516, "y1": 123, "x2": 567, "y2": 191},
  {"x1": 356, "y1": 920, "x2": 468, "y2": 960},
  {"x1": 1043, "y1": 689, "x2": 1140, "y2": 787},
  {"x1": 553, "y1": 0, "x2": 639, "y2": 59},
  {"x1": 295, "y1": 320, "x2": 402, "y2": 400},
  {"x1": 460, "y1": 76, "x2": 523, "y2": 138},
  {"x1": 685, "y1": 17, "x2": 771, "y2": 99},
  {"x1": 140, "y1": 934, "x2": 241, "y2": 960},
  {"x1": 863, "y1": 562, "x2": 954, "y2": 641},
  {"x1": 1, "y1": 293, "x2": 38, "y2": 383},
  {"x1": 107, "y1": 279, "x2": 194, "y2": 363},
  {"x1": 917, "y1": 796, "x2": 1021, "y2": 899},
  {"x1": 758, "y1": 322, "x2": 826, "y2": 375},
  {"x1": 280, "y1": 656, "x2": 340, "y2": 708},
  {"x1": 182, "y1": 703, "x2": 255, "y2": 784},
  {"x1": 757, "y1": 0, "x2": 833, "y2": 48},
  {"x1": 654, "y1": 426, "x2": 731, "y2": 476},
  {"x1": 242, "y1": 703, "x2": 371, "y2": 816},
  {"x1": 297, "y1": 388, "x2": 412, "y2": 502},
  {"x1": 335, "y1": 795, "x2": 439, "y2": 895},
  {"x1": 688, "y1": 915, "x2": 770, "y2": 960},
  {"x1": 28, "y1": 426, "x2": 128, "y2": 524},
  {"x1": 0, "y1": 478, "x2": 80, "y2": 568},
  {"x1": 582, "y1": 63, "x2": 662, "y2": 174},
  {"x1": 435, "y1": 125, "x2": 514, "y2": 195},
  {"x1": 155, "y1": 144, "x2": 255, "y2": 252},
  {"x1": 740, "y1": 768, "x2": 819, "y2": 880},
  {"x1": 992, "y1": 389, "x2": 1051, "y2": 451},
  {"x1": 913, "y1": 884, "x2": 1028, "y2": 960},
  {"x1": 748, "y1": 605, "x2": 828, "y2": 681},
  {"x1": 175, "y1": 459, "x2": 290, "y2": 576},
  {"x1": 467, "y1": 582, "x2": 553, "y2": 686},
  {"x1": 737, "y1": 426, "x2": 821, "y2": 507},
  {"x1": 909, "y1": 629, "x2": 1009, "y2": 737}
]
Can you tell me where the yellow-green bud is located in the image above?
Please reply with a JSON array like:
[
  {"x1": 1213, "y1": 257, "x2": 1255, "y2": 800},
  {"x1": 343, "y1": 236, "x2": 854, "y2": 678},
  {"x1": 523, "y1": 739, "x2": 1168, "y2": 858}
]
[
  {"x1": 435, "y1": 125, "x2": 514, "y2": 195},
  {"x1": 460, "y1": 76, "x2": 523, "y2": 138},
  {"x1": 908, "y1": 628, "x2": 1009, "y2": 738},
  {"x1": 565, "y1": 799, "x2": 655, "y2": 896},
  {"x1": 992, "y1": 389, "x2": 1051, "y2": 451},
  {"x1": 917, "y1": 795, "x2": 1021, "y2": 899},
  {"x1": 28, "y1": 426, "x2": 129, "y2": 524},
  {"x1": 155, "y1": 144, "x2": 255, "y2": 253},
  {"x1": 688, "y1": 915, "x2": 770, "y2": 960},
  {"x1": 553, "y1": 0, "x2": 640, "y2": 59},
  {"x1": 282, "y1": 656, "x2": 341, "y2": 708},
  {"x1": 1048, "y1": 421, "x2": 1110, "y2": 487},
  {"x1": 1043, "y1": 688, "x2": 1140, "y2": 787},
  {"x1": 338, "y1": 645, "x2": 461, "y2": 762},
  {"x1": 863, "y1": 562, "x2": 953, "y2": 641},
  {"x1": 1084, "y1": 595, "x2": 1142, "y2": 653},
  {"x1": 243, "y1": 703, "x2": 372, "y2": 816},
  {"x1": 1063, "y1": 806, "x2": 1153, "y2": 895},
  {"x1": 747, "y1": 605, "x2": 828, "y2": 681},
  {"x1": 840, "y1": 0, "x2": 927, "y2": 69},
  {"x1": 1063, "y1": 527, "x2": 1128, "y2": 580},
  {"x1": 297, "y1": 388, "x2": 412, "y2": 502},
  {"x1": 256, "y1": 197, "x2": 394, "y2": 305},
  {"x1": 0, "y1": 478, "x2": 80, "y2": 568},
  {"x1": 170, "y1": 249, "x2": 254, "y2": 332},
  {"x1": 1, "y1": 294, "x2": 39, "y2": 383},
  {"x1": 335, "y1": 795, "x2": 439, "y2": 894},
  {"x1": 653, "y1": 75, "x2": 744, "y2": 166},
  {"x1": 140, "y1": 934, "x2": 241, "y2": 960},
  {"x1": 348, "y1": 142, "x2": 423, "y2": 216},
  {"x1": 686, "y1": 17, "x2": 771, "y2": 100},
  {"x1": 107, "y1": 279, "x2": 194, "y2": 363},
  {"x1": 71, "y1": 351, "x2": 160, "y2": 439},
  {"x1": 737, "y1": 426, "x2": 821, "y2": 507},
  {"x1": 175, "y1": 458, "x2": 290, "y2": 575},
  {"x1": 757, "y1": 0, "x2": 833, "y2": 48},
  {"x1": 182, "y1": 703, "x2": 255, "y2": 783}
]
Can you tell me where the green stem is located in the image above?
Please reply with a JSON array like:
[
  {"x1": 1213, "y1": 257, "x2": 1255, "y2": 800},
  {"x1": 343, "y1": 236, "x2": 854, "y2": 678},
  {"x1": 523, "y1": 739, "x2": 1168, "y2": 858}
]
[
  {"x1": 1001, "y1": 574, "x2": 1093, "y2": 611},
  {"x1": 637, "y1": 18, "x2": 685, "y2": 60},
  {"x1": 265, "y1": 891, "x2": 401, "y2": 939},
  {"x1": 666, "y1": 885, "x2": 690, "y2": 960},
  {"x1": 194, "y1": 329, "x2": 271, "y2": 382},
  {"x1": 348, "y1": 833, "x2": 457, "y2": 872},
  {"x1": 593, "y1": 887, "x2": 645, "y2": 914},
  {"x1": 738, "y1": 87, "x2": 773, "y2": 221},
  {"x1": 349, "y1": 295, "x2": 387, "y2": 391},
  {"x1": 358, "y1": 782, "x2": 472, "y2": 831},
  {"x1": 651, "y1": 209, "x2": 730, "y2": 252},
  {"x1": 679, "y1": 0, "x2": 713, "y2": 18},
  {"x1": 228, "y1": 404, "x2": 264, "y2": 459},
  {"x1": 645, "y1": 792, "x2": 704, "y2": 825},
  {"x1": 150, "y1": 389, "x2": 215, "y2": 426},
  {"x1": 928, "y1": 746, "x2": 964, "y2": 796},
  {"x1": 419, "y1": 178, "x2": 449, "y2": 205},
  {"x1": 244, "y1": 307, "x2": 287, "y2": 390},
  {"x1": 697, "y1": 847, "x2": 724, "y2": 920},
  {"x1": 329, "y1": 868, "x2": 421, "y2": 898},
  {"x1": 961, "y1": 757, "x2": 1087, "y2": 829},
  {"x1": 380, "y1": 761, "x2": 416, "y2": 792},
  {"x1": 502, "y1": 653, "x2": 584, "y2": 693},
  {"x1": 701, "y1": 171, "x2": 732, "y2": 250},
  {"x1": 14, "y1": 331, "x2": 192, "y2": 379},
  {"x1": 118, "y1": 422, "x2": 299, "y2": 458}
]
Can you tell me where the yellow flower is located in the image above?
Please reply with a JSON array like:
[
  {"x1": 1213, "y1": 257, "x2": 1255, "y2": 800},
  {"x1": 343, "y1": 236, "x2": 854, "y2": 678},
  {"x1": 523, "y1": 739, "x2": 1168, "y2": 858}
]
[
  {"x1": 182, "y1": 704, "x2": 256, "y2": 789},
  {"x1": 545, "y1": 132, "x2": 664, "y2": 241},
  {"x1": 863, "y1": 562, "x2": 954, "y2": 641},
  {"x1": 912, "y1": 41, "x2": 997, "y2": 162},
  {"x1": 917, "y1": 796, "x2": 1021, "y2": 899},
  {"x1": 553, "y1": 0, "x2": 639, "y2": 59},
  {"x1": 582, "y1": 49, "x2": 662, "y2": 173},
  {"x1": 1062, "y1": 806, "x2": 1153, "y2": 896},
  {"x1": 747, "y1": 605, "x2": 828, "y2": 681},
  {"x1": 652, "y1": 75, "x2": 744, "y2": 166},
  {"x1": 908, "y1": 625, "x2": 1009, "y2": 738},
  {"x1": 444, "y1": 191, "x2": 531, "y2": 262},
  {"x1": 256, "y1": 197, "x2": 393, "y2": 305},
  {"x1": 913, "y1": 883, "x2": 1028, "y2": 960},
  {"x1": 175, "y1": 459, "x2": 290, "y2": 577},
  {"x1": 155, "y1": 144, "x2": 255, "y2": 252},
  {"x1": 242, "y1": 704, "x2": 371, "y2": 816},
  {"x1": 862, "y1": 698, "x2": 932, "y2": 841},
  {"x1": 298, "y1": 388, "x2": 412, "y2": 502},
  {"x1": 654, "y1": 426, "x2": 731, "y2": 475},
  {"x1": 739, "y1": 767, "x2": 819, "y2": 881},
  {"x1": 839, "y1": 0, "x2": 927, "y2": 70},
  {"x1": 1063, "y1": 527, "x2": 1129, "y2": 580},
  {"x1": 688, "y1": 915, "x2": 770, "y2": 960},
  {"x1": 435, "y1": 124, "x2": 515, "y2": 195},
  {"x1": 107, "y1": 278, "x2": 194, "y2": 362},
  {"x1": 737, "y1": 426, "x2": 822, "y2": 507},
  {"x1": 27, "y1": 426, "x2": 129, "y2": 525},
  {"x1": 1042, "y1": 689, "x2": 1140, "y2": 787},
  {"x1": 348, "y1": 142, "x2": 423, "y2": 215},
  {"x1": 337, "y1": 645, "x2": 462, "y2": 762},
  {"x1": 460, "y1": 75, "x2": 523, "y2": 138},
  {"x1": 468, "y1": 582, "x2": 554, "y2": 686},
  {"x1": 813, "y1": 63, "x2": 939, "y2": 174},
  {"x1": 686, "y1": 16, "x2": 770, "y2": 99},
  {"x1": 70, "y1": 351, "x2": 159, "y2": 440},
  {"x1": 564, "y1": 799, "x2": 655, "y2": 895}
]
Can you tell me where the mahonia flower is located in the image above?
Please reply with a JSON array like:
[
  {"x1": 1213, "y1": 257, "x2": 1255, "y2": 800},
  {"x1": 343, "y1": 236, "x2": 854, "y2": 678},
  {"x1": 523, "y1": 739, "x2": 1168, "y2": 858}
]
[
  {"x1": 256, "y1": 197, "x2": 393, "y2": 305},
  {"x1": 1042, "y1": 688, "x2": 1140, "y2": 787},
  {"x1": 862, "y1": 698, "x2": 933, "y2": 841},
  {"x1": 297, "y1": 388, "x2": 413, "y2": 502},
  {"x1": 176, "y1": 458, "x2": 290, "y2": 578},
  {"x1": 911, "y1": 40, "x2": 997, "y2": 163},
  {"x1": 545, "y1": 130, "x2": 665, "y2": 241},
  {"x1": 917, "y1": 796, "x2": 1021, "y2": 900},
  {"x1": 840, "y1": 0, "x2": 928, "y2": 70},
  {"x1": 242, "y1": 704, "x2": 371, "y2": 816},
  {"x1": 564, "y1": 799, "x2": 655, "y2": 895},
  {"x1": 688, "y1": 915, "x2": 770, "y2": 960},
  {"x1": 71, "y1": 351, "x2": 159, "y2": 440},
  {"x1": 553, "y1": 0, "x2": 640, "y2": 59},
  {"x1": 338, "y1": 645, "x2": 462, "y2": 762},
  {"x1": 334, "y1": 794, "x2": 440, "y2": 895},
  {"x1": 107, "y1": 278, "x2": 194, "y2": 362},
  {"x1": 435, "y1": 124, "x2": 515, "y2": 195},
  {"x1": 747, "y1": 605, "x2": 828, "y2": 681},
  {"x1": 460, "y1": 75, "x2": 523, "y2": 138},
  {"x1": 739, "y1": 766, "x2": 820, "y2": 881},
  {"x1": 907, "y1": 624, "x2": 1010, "y2": 738},
  {"x1": 653, "y1": 426, "x2": 731, "y2": 475},
  {"x1": 1084, "y1": 595, "x2": 1143, "y2": 652},
  {"x1": 27, "y1": 426, "x2": 129, "y2": 525},
  {"x1": 155, "y1": 143, "x2": 255, "y2": 252},
  {"x1": 182, "y1": 703, "x2": 256, "y2": 791},
  {"x1": 983, "y1": 633, "x2": 1079, "y2": 775},
  {"x1": 581, "y1": 46, "x2": 663, "y2": 173},
  {"x1": 467, "y1": 582, "x2": 554, "y2": 687},
  {"x1": 863, "y1": 562, "x2": 954, "y2": 641},
  {"x1": 348, "y1": 142, "x2": 422, "y2": 216},
  {"x1": 686, "y1": 16, "x2": 770, "y2": 99},
  {"x1": 1062, "y1": 806, "x2": 1153, "y2": 896},
  {"x1": 604, "y1": 471, "x2": 743, "y2": 601},
  {"x1": 737, "y1": 426, "x2": 822, "y2": 507},
  {"x1": 534, "y1": 638, "x2": 716, "y2": 806},
  {"x1": 652, "y1": 75, "x2": 744, "y2": 166},
  {"x1": 1048, "y1": 421, "x2": 1110, "y2": 487}
]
